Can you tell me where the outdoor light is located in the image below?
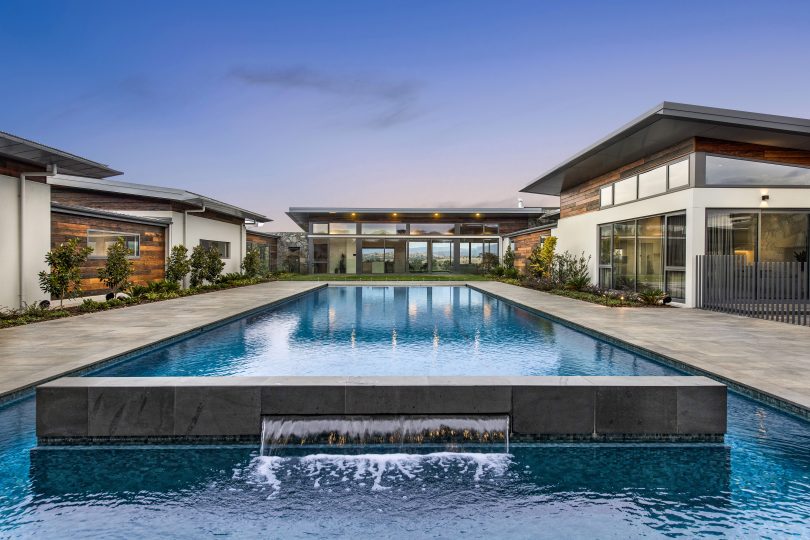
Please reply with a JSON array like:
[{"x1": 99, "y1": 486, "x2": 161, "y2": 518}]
[
  {"x1": 434, "y1": 213, "x2": 440, "y2": 217},
  {"x1": 393, "y1": 212, "x2": 398, "y2": 216},
  {"x1": 351, "y1": 212, "x2": 356, "y2": 216},
  {"x1": 761, "y1": 194, "x2": 770, "y2": 201},
  {"x1": 475, "y1": 213, "x2": 481, "y2": 217}
]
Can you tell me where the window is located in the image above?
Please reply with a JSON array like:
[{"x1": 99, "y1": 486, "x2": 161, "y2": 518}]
[
  {"x1": 706, "y1": 211, "x2": 758, "y2": 264},
  {"x1": 312, "y1": 223, "x2": 328, "y2": 234},
  {"x1": 408, "y1": 241, "x2": 428, "y2": 272},
  {"x1": 329, "y1": 223, "x2": 356, "y2": 235},
  {"x1": 613, "y1": 176, "x2": 637, "y2": 205},
  {"x1": 637, "y1": 216, "x2": 664, "y2": 290},
  {"x1": 600, "y1": 185, "x2": 613, "y2": 207},
  {"x1": 460, "y1": 224, "x2": 483, "y2": 235},
  {"x1": 668, "y1": 160, "x2": 689, "y2": 189},
  {"x1": 665, "y1": 214, "x2": 687, "y2": 300},
  {"x1": 638, "y1": 167, "x2": 667, "y2": 198},
  {"x1": 200, "y1": 239, "x2": 230, "y2": 259},
  {"x1": 87, "y1": 230, "x2": 140, "y2": 258},
  {"x1": 598, "y1": 225, "x2": 612, "y2": 288},
  {"x1": 430, "y1": 240, "x2": 453, "y2": 271},
  {"x1": 706, "y1": 156, "x2": 810, "y2": 186},
  {"x1": 483, "y1": 223, "x2": 499, "y2": 235},
  {"x1": 707, "y1": 210, "x2": 809, "y2": 264},
  {"x1": 410, "y1": 223, "x2": 455, "y2": 235},
  {"x1": 612, "y1": 221, "x2": 637, "y2": 290},
  {"x1": 361, "y1": 223, "x2": 406, "y2": 235}
]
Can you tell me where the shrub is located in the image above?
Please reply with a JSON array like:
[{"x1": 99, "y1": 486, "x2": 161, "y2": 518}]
[
  {"x1": 551, "y1": 251, "x2": 591, "y2": 287},
  {"x1": 637, "y1": 288, "x2": 668, "y2": 305},
  {"x1": 131, "y1": 280, "x2": 180, "y2": 299},
  {"x1": 502, "y1": 244, "x2": 515, "y2": 271},
  {"x1": 478, "y1": 252, "x2": 499, "y2": 274},
  {"x1": 166, "y1": 245, "x2": 191, "y2": 285},
  {"x1": 97, "y1": 237, "x2": 134, "y2": 296},
  {"x1": 38, "y1": 238, "x2": 93, "y2": 308},
  {"x1": 527, "y1": 237, "x2": 557, "y2": 278},
  {"x1": 241, "y1": 248, "x2": 262, "y2": 278},
  {"x1": 219, "y1": 272, "x2": 245, "y2": 283},
  {"x1": 190, "y1": 245, "x2": 225, "y2": 287},
  {"x1": 564, "y1": 275, "x2": 591, "y2": 291}
]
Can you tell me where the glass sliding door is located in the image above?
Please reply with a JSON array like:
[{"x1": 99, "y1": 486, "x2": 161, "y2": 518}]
[
  {"x1": 598, "y1": 225, "x2": 612, "y2": 288},
  {"x1": 706, "y1": 211, "x2": 758, "y2": 263},
  {"x1": 312, "y1": 239, "x2": 329, "y2": 273},
  {"x1": 665, "y1": 214, "x2": 686, "y2": 300},
  {"x1": 613, "y1": 222, "x2": 636, "y2": 290},
  {"x1": 760, "y1": 213, "x2": 808, "y2": 263},
  {"x1": 328, "y1": 238, "x2": 357, "y2": 274},
  {"x1": 430, "y1": 240, "x2": 453, "y2": 272},
  {"x1": 408, "y1": 242, "x2": 428, "y2": 272},
  {"x1": 637, "y1": 216, "x2": 664, "y2": 291}
]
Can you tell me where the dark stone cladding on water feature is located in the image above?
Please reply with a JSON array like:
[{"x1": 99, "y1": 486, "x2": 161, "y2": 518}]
[{"x1": 35, "y1": 376, "x2": 727, "y2": 445}]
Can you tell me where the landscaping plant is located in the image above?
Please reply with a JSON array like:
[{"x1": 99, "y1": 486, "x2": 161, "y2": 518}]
[
  {"x1": 165, "y1": 244, "x2": 191, "y2": 284},
  {"x1": 38, "y1": 238, "x2": 93, "y2": 308},
  {"x1": 241, "y1": 247, "x2": 262, "y2": 278},
  {"x1": 97, "y1": 237, "x2": 134, "y2": 296},
  {"x1": 527, "y1": 236, "x2": 557, "y2": 278},
  {"x1": 189, "y1": 245, "x2": 225, "y2": 287}
]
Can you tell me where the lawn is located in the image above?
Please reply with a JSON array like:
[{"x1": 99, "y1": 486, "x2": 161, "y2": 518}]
[{"x1": 276, "y1": 273, "x2": 491, "y2": 282}]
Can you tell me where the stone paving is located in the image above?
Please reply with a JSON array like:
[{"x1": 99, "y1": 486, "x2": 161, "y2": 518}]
[
  {"x1": 470, "y1": 282, "x2": 810, "y2": 416},
  {"x1": 0, "y1": 281, "x2": 324, "y2": 400}
]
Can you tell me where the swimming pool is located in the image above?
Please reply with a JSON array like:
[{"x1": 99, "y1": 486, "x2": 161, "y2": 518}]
[{"x1": 1, "y1": 286, "x2": 809, "y2": 537}]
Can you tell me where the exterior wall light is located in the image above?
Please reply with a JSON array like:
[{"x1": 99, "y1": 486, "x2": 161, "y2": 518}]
[
  {"x1": 434, "y1": 213, "x2": 440, "y2": 217},
  {"x1": 761, "y1": 194, "x2": 770, "y2": 201},
  {"x1": 393, "y1": 212, "x2": 398, "y2": 216}
]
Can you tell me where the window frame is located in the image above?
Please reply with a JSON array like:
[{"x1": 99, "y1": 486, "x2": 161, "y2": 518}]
[
  {"x1": 87, "y1": 229, "x2": 141, "y2": 259},
  {"x1": 599, "y1": 156, "x2": 692, "y2": 209},
  {"x1": 701, "y1": 153, "x2": 810, "y2": 188},
  {"x1": 199, "y1": 239, "x2": 231, "y2": 259}
]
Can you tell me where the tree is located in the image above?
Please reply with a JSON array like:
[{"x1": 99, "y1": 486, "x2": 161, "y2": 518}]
[
  {"x1": 241, "y1": 247, "x2": 261, "y2": 278},
  {"x1": 527, "y1": 236, "x2": 557, "y2": 278},
  {"x1": 190, "y1": 245, "x2": 225, "y2": 287},
  {"x1": 97, "y1": 237, "x2": 134, "y2": 295},
  {"x1": 502, "y1": 244, "x2": 516, "y2": 271},
  {"x1": 38, "y1": 238, "x2": 93, "y2": 308},
  {"x1": 166, "y1": 245, "x2": 191, "y2": 284}
]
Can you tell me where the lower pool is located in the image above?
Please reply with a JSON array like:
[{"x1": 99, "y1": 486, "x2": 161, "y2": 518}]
[{"x1": 1, "y1": 286, "x2": 809, "y2": 537}]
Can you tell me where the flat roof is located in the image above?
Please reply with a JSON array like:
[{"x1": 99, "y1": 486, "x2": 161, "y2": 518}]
[
  {"x1": 0, "y1": 130, "x2": 122, "y2": 179},
  {"x1": 50, "y1": 174, "x2": 271, "y2": 223},
  {"x1": 51, "y1": 203, "x2": 172, "y2": 227},
  {"x1": 521, "y1": 102, "x2": 810, "y2": 196},
  {"x1": 286, "y1": 207, "x2": 558, "y2": 230}
]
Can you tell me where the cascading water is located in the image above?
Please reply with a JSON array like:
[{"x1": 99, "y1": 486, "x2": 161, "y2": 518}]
[{"x1": 259, "y1": 415, "x2": 510, "y2": 455}]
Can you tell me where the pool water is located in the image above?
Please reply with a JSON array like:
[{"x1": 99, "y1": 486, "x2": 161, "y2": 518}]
[{"x1": 1, "y1": 286, "x2": 809, "y2": 538}]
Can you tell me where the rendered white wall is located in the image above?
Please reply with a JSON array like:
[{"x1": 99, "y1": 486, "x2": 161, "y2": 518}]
[{"x1": 0, "y1": 175, "x2": 51, "y2": 310}]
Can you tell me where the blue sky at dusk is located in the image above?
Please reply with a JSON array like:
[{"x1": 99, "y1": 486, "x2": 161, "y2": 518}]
[{"x1": 3, "y1": 0, "x2": 810, "y2": 230}]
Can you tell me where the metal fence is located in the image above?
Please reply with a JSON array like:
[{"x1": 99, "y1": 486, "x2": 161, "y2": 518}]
[{"x1": 696, "y1": 255, "x2": 810, "y2": 326}]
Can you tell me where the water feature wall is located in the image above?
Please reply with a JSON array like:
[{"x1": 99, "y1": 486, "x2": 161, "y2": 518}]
[{"x1": 36, "y1": 376, "x2": 727, "y2": 444}]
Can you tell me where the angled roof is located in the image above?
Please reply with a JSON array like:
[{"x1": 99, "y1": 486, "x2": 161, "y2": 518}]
[
  {"x1": 0, "y1": 130, "x2": 122, "y2": 178},
  {"x1": 51, "y1": 203, "x2": 172, "y2": 227},
  {"x1": 50, "y1": 174, "x2": 272, "y2": 223},
  {"x1": 286, "y1": 207, "x2": 557, "y2": 231},
  {"x1": 521, "y1": 102, "x2": 810, "y2": 196}
]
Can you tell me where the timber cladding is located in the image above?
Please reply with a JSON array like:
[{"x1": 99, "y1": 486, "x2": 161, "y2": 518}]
[
  {"x1": 246, "y1": 232, "x2": 279, "y2": 271},
  {"x1": 51, "y1": 211, "x2": 167, "y2": 295},
  {"x1": 510, "y1": 229, "x2": 551, "y2": 272}
]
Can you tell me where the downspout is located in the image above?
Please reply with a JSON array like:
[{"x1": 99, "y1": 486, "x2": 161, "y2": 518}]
[
  {"x1": 19, "y1": 164, "x2": 57, "y2": 309},
  {"x1": 183, "y1": 204, "x2": 206, "y2": 288}
]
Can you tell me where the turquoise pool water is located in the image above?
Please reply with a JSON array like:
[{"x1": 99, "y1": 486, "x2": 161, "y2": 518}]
[{"x1": 1, "y1": 286, "x2": 809, "y2": 537}]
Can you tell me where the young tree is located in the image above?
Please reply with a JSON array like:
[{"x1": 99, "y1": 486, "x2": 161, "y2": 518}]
[
  {"x1": 97, "y1": 237, "x2": 134, "y2": 296},
  {"x1": 190, "y1": 245, "x2": 225, "y2": 287},
  {"x1": 38, "y1": 238, "x2": 93, "y2": 308},
  {"x1": 166, "y1": 244, "x2": 191, "y2": 285},
  {"x1": 241, "y1": 247, "x2": 261, "y2": 278},
  {"x1": 527, "y1": 236, "x2": 557, "y2": 279},
  {"x1": 502, "y1": 244, "x2": 516, "y2": 271}
]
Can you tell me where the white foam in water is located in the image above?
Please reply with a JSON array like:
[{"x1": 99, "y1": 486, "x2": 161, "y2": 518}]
[
  {"x1": 248, "y1": 452, "x2": 512, "y2": 495},
  {"x1": 260, "y1": 415, "x2": 510, "y2": 454}
]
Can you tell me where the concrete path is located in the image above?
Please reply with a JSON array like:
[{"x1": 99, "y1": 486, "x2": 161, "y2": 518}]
[
  {"x1": 470, "y1": 282, "x2": 810, "y2": 417},
  {"x1": 0, "y1": 281, "x2": 324, "y2": 400}
]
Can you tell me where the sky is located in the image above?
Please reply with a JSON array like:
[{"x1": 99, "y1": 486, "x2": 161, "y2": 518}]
[{"x1": 3, "y1": 0, "x2": 810, "y2": 231}]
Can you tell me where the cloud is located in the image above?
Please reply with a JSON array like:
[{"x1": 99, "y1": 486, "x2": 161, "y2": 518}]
[{"x1": 229, "y1": 65, "x2": 423, "y2": 128}]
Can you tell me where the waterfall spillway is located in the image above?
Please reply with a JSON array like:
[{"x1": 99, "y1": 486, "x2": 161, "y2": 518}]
[{"x1": 260, "y1": 415, "x2": 510, "y2": 455}]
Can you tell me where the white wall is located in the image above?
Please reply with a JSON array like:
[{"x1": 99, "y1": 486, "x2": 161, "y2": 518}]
[
  {"x1": 0, "y1": 175, "x2": 51, "y2": 310},
  {"x1": 555, "y1": 186, "x2": 810, "y2": 307}
]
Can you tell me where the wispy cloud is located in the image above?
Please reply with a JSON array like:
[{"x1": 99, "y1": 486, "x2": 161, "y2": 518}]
[{"x1": 229, "y1": 65, "x2": 423, "y2": 128}]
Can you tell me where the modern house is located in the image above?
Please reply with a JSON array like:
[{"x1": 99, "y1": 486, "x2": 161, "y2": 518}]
[
  {"x1": 1, "y1": 131, "x2": 272, "y2": 309},
  {"x1": 521, "y1": 102, "x2": 810, "y2": 307},
  {"x1": 286, "y1": 207, "x2": 557, "y2": 274}
]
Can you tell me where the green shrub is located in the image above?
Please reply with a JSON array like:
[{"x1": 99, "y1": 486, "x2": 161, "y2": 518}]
[
  {"x1": 190, "y1": 245, "x2": 225, "y2": 287},
  {"x1": 637, "y1": 288, "x2": 667, "y2": 305},
  {"x1": 166, "y1": 245, "x2": 191, "y2": 285},
  {"x1": 38, "y1": 238, "x2": 93, "y2": 308},
  {"x1": 241, "y1": 248, "x2": 262, "y2": 278},
  {"x1": 502, "y1": 244, "x2": 515, "y2": 271},
  {"x1": 78, "y1": 299, "x2": 106, "y2": 313},
  {"x1": 527, "y1": 237, "x2": 557, "y2": 278},
  {"x1": 564, "y1": 275, "x2": 590, "y2": 291},
  {"x1": 219, "y1": 272, "x2": 245, "y2": 284},
  {"x1": 551, "y1": 251, "x2": 591, "y2": 287},
  {"x1": 130, "y1": 280, "x2": 180, "y2": 299},
  {"x1": 97, "y1": 237, "x2": 134, "y2": 295},
  {"x1": 478, "y1": 252, "x2": 499, "y2": 274}
]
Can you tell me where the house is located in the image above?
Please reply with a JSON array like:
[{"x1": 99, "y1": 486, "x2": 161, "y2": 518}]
[
  {"x1": 1, "y1": 131, "x2": 272, "y2": 309},
  {"x1": 286, "y1": 207, "x2": 557, "y2": 274},
  {"x1": 520, "y1": 102, "x2": 810, "y2": 306},
  {"x1": 502, "y1": 212, "x2": 559, "y2": 273}
]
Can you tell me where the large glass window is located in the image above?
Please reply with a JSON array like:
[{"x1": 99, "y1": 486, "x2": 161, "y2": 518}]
[
  {"x1": 361, "y1": 223, "x2": 406, "y2": 235},
  {"x1": 199, "y1": 239, "x2": 230, "y2": 259},
  {"x1": 328, "y1": 238, "x2": 357, "y2": 274},
  {"x1": 760, "y1": 213, "x2": 808, "y2": 263},
  {"x1": 430, "y1": 240, "x2": 453, "y2": 272},
  {"x1": 483, "y1": 224, "x2": 499, "y2": 235},
  {"x1": 312, "y1": 223, "x2": 328, "y2": 234},
  {"x1": 598, "y1": 225, "x2": 612, "y2": 288},
  {"x1": 636, "y1": 216, "x2": 664, "y2": 290},
  {"x1": 460, "y1": 224, "x2": 483, "y2": 235},
  {"x1": 612, "y1": 222, "x2": 636, "y2": 290},
  {"x1": 410, "y1": 223, "x2": 455, "y2": 235},
  {"x1": 88, "y1": 230, "x2": 140, "y2": 258},
  {"x1": 361, "y1": 239, "x2": 405, "y2": 273},
  {"x1": 312, "y1": 239, "x2": 329, "y2": 273},
  {"x1": 408, "y1": 242, "x2": 428, "y2": 272},
  {"x1": 706, "y1": 211, "x2": 758, "y2": 264},
  {"x1": 706, "y1": 156, "x2": 810, "y2": 186},
  {"x1": 638, "y1": 167, "x2": 667, "y2": 199},
  {"x1": 668, "y1": 159, "x2": 689, "y2": 189},
  {"x1": 600, "y1": 185, "x2": 613, "y2": 207},
  {"x1": 613, "y1": 176, "x2": 637, "y2": 205}
]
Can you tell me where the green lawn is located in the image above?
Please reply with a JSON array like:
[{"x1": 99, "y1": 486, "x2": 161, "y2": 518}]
[{"x1": 275, "y1": 273, "x2": 491, "y2": 281}]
